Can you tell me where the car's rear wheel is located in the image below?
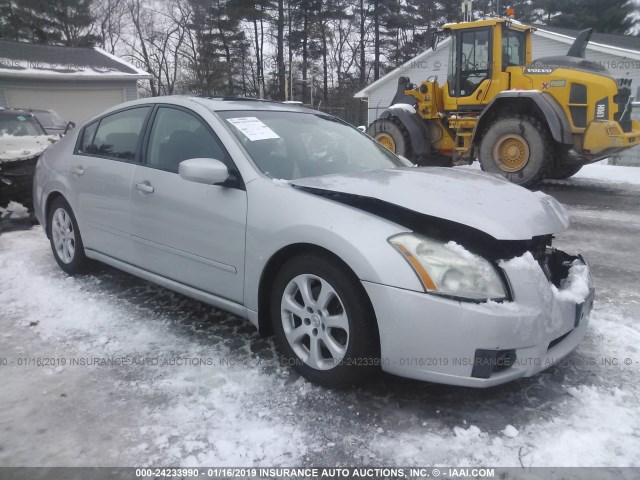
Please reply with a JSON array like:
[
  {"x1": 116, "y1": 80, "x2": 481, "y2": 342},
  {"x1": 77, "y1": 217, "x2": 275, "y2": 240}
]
[
  {"x1": 270, "y1": 253, "x2": 380, "y2": 387},
  {"x1": 48, "y1": 197, "x2": 92, "y2": 274}
]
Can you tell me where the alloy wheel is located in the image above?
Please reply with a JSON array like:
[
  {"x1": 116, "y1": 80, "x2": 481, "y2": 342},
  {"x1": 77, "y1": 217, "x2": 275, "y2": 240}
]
[
  {"x1": 51, "y1": 207, "x2": 76, "y2": 264},
  {"x1": 280, "y1": 273, "x2": 349, "y2": 370}
]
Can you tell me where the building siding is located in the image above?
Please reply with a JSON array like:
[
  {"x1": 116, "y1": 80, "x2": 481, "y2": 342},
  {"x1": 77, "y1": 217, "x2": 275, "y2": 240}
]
[
  {"x1": 125, "y1": 83, "x2": 139, "y2": 102},
  {"x1": 0, "y1": 77, "x2": 139, "y2": 124}
]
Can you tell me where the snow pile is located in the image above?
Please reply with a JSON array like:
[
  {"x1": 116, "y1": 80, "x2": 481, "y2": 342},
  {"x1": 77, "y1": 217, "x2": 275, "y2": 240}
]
[
  {"x1": 0, "y1": 134, "x2": 58, "y2": 162},
  {"x1": 444, "y1": 241, "x2": 478, "y2": 261},
  {"x1": 271, "y1": 178, "x2": 290, "y2": 186},
  {"x1": 499, "y1": 251, "x2": 540, "y2": 272},
  {"x1": 372, "y1": 381, "x2": 640, "y2": 467},
  {"x1": 552, "y1": 260, "x2": 591, "y2": 304},
  {"x1": 0, "y1": 201, "x2": 29, "y2": 219},
  {"x1": 502, "y1": 425, "x2": 519, "y2": 438},
  {"x1": 572, "y1": 164, "x2": 640, "y2": 187},
  {"x1": 388, "y1": 103, "x2": 416, "y2": 114},
  {"x1": 455, "y1": 162, "x2": 640, "y2": 188}
]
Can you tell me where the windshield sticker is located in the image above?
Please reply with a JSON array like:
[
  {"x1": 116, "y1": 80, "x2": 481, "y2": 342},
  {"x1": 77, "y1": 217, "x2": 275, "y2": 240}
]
[
  {"x1": 226, "y1": 117, "x2": 280, "y2": 141},
  {"x1": 16, "y1": 115, "x2": 26, "y2": 121}
]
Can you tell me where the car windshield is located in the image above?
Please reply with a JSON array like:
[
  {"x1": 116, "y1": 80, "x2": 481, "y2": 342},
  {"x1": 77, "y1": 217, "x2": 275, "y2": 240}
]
[
  {"x1": 217, "y1": 110, "x2": 405, "y2": 180},
  {"x1": 0, "y1": 113, "x2": 46, "y2": 136},
  {"x1": 34, "y1": 111, "x2": 66, "y2": 127}
]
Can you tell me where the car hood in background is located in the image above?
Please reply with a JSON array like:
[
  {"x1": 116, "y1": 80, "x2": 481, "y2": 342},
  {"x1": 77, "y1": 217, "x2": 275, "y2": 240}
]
[
  {"x1": 0, "y1": 135, "x2": 59, "y2": 163},
  {"x1": 290, "y1": 167, "x2": 569, "y2": 240}
]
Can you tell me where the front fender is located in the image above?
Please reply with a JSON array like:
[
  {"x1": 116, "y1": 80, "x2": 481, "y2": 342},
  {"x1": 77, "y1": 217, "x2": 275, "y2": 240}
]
[
  {"x1": 243, "y1": 178, "x2": 423, "y2": 313},
  {"x1": 380, "y1": 108, "x2": 432, "y2": 156}
]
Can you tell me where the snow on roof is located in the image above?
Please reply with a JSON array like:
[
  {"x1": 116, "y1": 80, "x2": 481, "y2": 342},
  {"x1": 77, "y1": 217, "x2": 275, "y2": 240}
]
[{"x1": 0, "y1": 40, "x2": 151, "y2": 80}]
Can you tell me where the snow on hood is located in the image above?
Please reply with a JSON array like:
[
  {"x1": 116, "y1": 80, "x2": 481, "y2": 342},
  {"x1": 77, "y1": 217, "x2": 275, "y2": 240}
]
[
  {"x1": 290, "y1": 167, "x2": 570, "y2": 240},
  {"x1": 0, "y1": 135, "x2": 59, "y2": 163}
]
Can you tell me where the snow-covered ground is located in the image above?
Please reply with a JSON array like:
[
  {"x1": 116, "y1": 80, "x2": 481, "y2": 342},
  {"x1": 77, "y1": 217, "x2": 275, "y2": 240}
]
[
  {"x1": 457, "y1": 162, "x2": 640, "y2": 187},
  {"x1": 554, "y1": 164, "x2": 640, "y2": 187},
  {"x1": 0, "y1": 170, "x2": 639, "y2": 469}
]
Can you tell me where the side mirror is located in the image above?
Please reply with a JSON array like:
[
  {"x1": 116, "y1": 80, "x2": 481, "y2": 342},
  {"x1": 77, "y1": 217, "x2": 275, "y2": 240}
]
[
  {"x1": 63, "y1": 122, "x2": 75, "y2": 135},
  {"x1": 179, "y1": 158, "x2": 229, "y2": 185}
]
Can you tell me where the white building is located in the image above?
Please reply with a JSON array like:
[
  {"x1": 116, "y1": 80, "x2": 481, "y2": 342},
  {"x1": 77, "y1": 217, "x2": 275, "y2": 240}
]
[
  {"x1": 354, "y1": 25, "x2": 640, "y2": 165},
  {"x1": 0, "y1": 40, "x2": 150, "y2": 125}
]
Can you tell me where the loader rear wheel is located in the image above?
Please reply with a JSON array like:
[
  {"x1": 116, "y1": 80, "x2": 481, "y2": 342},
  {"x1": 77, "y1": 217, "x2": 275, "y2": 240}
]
[
  {"x1": 479, "y1": 115, "x2": 551, "y2": 188},
  {"x1": 548, "y1": 163, "x2": 583, "y2": 180},
  {"x1": 367, "y1": 117, "x2": 411, "y2": 158}
]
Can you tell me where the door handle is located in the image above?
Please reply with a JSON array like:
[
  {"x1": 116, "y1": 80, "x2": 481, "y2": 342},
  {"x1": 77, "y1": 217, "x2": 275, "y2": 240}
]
[
  {"x1": 71, "y1": 166, "x2": 84, "y2": 176},
  {"x1": 135, "y1": 181, "x2": 154, "y2": 193}
]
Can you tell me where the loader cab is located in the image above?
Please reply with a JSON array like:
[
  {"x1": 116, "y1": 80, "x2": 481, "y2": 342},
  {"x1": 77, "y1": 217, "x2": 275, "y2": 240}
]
[
  {"x1": 442, "y1": 19, "x2": 534, "y2": 111},
  {"x1": 447, "y1": 27, "x2": 492, "y2": 101}
]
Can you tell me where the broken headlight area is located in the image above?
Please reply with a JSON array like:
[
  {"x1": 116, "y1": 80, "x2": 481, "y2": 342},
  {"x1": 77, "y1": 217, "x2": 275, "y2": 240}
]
[{"x1": 537, "y1": 247, "x2": 584, "y2": 288}]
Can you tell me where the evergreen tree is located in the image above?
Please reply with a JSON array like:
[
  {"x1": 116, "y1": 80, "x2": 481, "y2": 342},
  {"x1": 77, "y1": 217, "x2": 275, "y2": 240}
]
[
  {"x1": 0, "y1": 0, "x2": 98, "y2": 46},
  {"x1": 544, "y1": 0, "x2": 635, "y2": 34},
  {"x1": 186, "y1": 0, "x2": 246, "y2": 96}
]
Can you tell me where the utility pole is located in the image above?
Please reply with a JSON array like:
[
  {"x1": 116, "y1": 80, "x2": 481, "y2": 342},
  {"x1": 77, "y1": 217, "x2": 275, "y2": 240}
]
[{"x1": 461, "y1": 0, "x2": 472, "y2": 22}]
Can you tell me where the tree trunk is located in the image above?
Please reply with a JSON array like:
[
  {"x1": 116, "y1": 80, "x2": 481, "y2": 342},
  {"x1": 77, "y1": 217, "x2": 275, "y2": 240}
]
[
  {"x1": 277, "y1": 0, "x2": 286, "y2": 100},
  {"x1": 374, "y1": 0, "x2": 380, "y2": 80},
  {"x1": 301, "y1": 8, "x2": 308, "y2": 103},
  {"x1": 359, "y1": 0, "x2": 365, "y2": 87}
]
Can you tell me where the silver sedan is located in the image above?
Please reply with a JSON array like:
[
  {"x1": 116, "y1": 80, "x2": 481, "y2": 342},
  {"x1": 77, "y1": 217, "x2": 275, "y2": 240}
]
[{"x1": 33, "y1": 97, "x2": 595, "y2": 387}]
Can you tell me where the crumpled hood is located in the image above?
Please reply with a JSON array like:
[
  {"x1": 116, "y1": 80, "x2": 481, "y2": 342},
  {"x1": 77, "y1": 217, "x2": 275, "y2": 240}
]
[
  {"x1": 290, "y1": 167, "x2": 570, "y2": 240},
  {"x1": 0, "y1": 135, "x2": 59, "y2": 163}
]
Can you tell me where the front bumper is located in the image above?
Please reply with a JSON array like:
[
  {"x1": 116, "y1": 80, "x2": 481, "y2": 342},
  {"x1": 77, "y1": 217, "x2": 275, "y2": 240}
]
[{"x1": 363, "y1": 250, "x2": 594, "y2": 387}]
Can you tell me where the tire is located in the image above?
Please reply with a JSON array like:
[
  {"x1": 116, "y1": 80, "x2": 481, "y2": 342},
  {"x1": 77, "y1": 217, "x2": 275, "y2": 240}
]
[
  {"x1": 547, "y1": 163, "x2": 583, "y2": 180},
  {"x1": 47, "y1": 197, "x2": 92, "y2": 275},
  {"x1": 367, "y1": 116, "x2": 412, "y2": 159},
  {"x1": 479, "y1": 115, "x2": 552, "y2": 188},
  {"x1": 270, "y1": 253, "x2": 380, "y2": 387}
]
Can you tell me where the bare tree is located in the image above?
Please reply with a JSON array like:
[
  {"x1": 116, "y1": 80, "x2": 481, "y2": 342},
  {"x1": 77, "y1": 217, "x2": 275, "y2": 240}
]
[
  {"x1": 93, "y1": 0, "x2": 127, "y2": 54},
  {"x1": 124, "y1": 0, "x2": 187, "y2": 96}
]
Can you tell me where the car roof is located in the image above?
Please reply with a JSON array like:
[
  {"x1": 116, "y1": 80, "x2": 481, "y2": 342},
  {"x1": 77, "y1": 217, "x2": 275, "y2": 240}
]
[
  {"x1": 107, "y1": 95, "x2": 319, "y2": 114},
  {"x1": 0, "y1": 108, "x2": 38, "y2": 117},
  {"x1": 15, "y1": 108, "x2": 53, "y2": 114}
]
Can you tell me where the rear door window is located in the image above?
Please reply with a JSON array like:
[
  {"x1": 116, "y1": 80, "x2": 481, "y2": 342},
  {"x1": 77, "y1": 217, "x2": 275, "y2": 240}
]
[
  {"x1": 84, "y1": 107, "x2": 150, "y2": 161},
  {"x1": 79, "y1": 122, "x2": 98, "y2": 153}
]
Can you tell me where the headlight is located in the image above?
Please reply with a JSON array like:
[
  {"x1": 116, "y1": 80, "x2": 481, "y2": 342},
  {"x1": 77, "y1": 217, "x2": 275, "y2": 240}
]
[{"x1": 389, "y1": 233, "x2": 508, "y2": 301}]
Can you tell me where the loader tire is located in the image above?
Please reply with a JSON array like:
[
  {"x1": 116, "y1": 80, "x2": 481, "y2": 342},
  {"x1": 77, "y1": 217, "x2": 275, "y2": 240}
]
[
  {"x1": 479, "y1": 115, "x2": 552, "y2": 188},
  {"x1": 367, "y1": 117, "x2": 412, "y2": 159},
  {"x1": 548, "y1": 163, "x2": 583, "y2": 180}
]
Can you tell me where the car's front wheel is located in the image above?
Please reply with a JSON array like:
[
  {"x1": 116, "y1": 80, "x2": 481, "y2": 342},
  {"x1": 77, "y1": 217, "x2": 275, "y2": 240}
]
[
  {"x1": 48, "y1": 196, "x2": 92, "y2": 274},
  {"x1": 271, "y1": 253, "x2": 380, "y2": 387}
]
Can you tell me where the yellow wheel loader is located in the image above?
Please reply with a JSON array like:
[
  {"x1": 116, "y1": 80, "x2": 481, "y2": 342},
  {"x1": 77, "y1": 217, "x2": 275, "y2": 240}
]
[{"x1": 367, "y1": 18, "x2": 640, "y2": 187}]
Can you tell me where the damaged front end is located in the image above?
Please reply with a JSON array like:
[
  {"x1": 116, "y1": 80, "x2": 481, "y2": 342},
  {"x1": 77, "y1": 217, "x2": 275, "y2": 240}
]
[
  {"x1": 296, "y1": 183, "x2": 595, "y2": 385},
  {"x1": 0, "y1": 135, "x2": 58, "y2": 209}
]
